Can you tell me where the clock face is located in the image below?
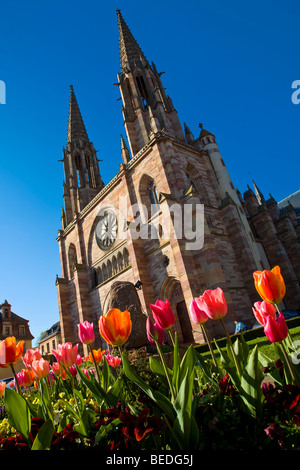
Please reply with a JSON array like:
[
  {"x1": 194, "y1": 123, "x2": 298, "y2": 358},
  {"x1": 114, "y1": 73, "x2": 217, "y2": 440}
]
[{"x1": 95, "y1": 211, "x2": 118, "y2": 250}]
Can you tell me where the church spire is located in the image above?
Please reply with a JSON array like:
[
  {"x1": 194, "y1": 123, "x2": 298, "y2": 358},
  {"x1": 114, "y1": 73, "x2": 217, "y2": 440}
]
[
  {"x1": 62, "y1": 85, "x2": 104, "y2": 226},
  {"x1": 252, "y1": 180, "x2": 265, "y2": 205},
  {"x1": 116, "y1": 9, "x2": 148, "y2": 72},
  {"x1": 67, "y1": 85, "x2": 89, "y2": 144},
  {"x1": 116, "y1": 10, "x2": 185, "y2": 156}
]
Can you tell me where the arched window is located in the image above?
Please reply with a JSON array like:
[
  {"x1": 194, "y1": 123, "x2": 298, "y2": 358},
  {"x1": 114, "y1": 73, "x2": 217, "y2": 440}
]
[
  {"x1": 97, "y1": 267, "x2": 103, "y2": 284},
  {"x1": 74, "y1": 153, "x2": 81, "y2": 187},
  {"x1": 139, "y1": 175, "x2": 160, "y2": 221},
  {"x1": 107, "y1": 260, "x2": 112, "y2": 279},
  {"x1": 102, "y1": 264, "x2": 108, "y2": 281},
  {"x1": 112, "y1": 256, "x2": 118, "y2": 275},
  {"x1": 123, "y1": 248, "x2": 129, "y2": 267},
  {"x1": 68, "y1": 244, "x2": 77, "y2": 279},
  {"x1": 136, "y1": 75, "x2": 149, "y2": 110},
  {"x1": 117, "y1": 252, "x2": 123, "y2": 271}
]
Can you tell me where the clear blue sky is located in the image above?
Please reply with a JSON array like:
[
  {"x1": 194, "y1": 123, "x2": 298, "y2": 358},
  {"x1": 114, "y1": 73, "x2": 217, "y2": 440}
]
[{"x1": 1, "y1": 0, "x2": 299, "y2": 345}]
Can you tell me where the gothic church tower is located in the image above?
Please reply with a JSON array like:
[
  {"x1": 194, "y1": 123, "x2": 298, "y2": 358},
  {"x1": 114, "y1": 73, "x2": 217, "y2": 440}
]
[{"x1": 56, "y1": 11, "x2": 300, "y2": 352}]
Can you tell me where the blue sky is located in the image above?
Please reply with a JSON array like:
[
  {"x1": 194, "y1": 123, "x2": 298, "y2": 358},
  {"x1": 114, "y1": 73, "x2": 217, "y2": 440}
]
[{"x1": 1, "y1": 0, "x2": 299, "y2": 344}]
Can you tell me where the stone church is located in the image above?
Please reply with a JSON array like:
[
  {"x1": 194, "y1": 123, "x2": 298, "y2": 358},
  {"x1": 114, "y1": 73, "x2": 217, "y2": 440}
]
[{"x1": 55, "y1": 10, "x2": 300, "y2": 351}]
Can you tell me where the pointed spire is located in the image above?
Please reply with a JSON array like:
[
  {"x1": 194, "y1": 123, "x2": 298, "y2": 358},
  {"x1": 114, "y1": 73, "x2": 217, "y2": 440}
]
[
  {"x1": 120, "y1": 134, "x2": 131, "y2": 163},
  {"x1": 67, "y1": 85, "x2": 89, "y2": 144},
  {"x1": 252, "y1": 180, "x2": 265, "y2": 205},
  {"x1": 116, "y1": 9, "x2": 148, "y2": 72},
  {"x1": 184, "y1": 122, "x2": 194, "y2": 144}
]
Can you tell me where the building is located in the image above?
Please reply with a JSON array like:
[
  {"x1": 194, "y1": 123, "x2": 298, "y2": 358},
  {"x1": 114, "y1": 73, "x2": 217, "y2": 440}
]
[
  {"x1": 0, "y1": 300, "x2": 34, "y2": 380},
  {"x1": 55, "y1": 11, "x2": 300, "y2": 352},
  {"x1": 38, "y1": 322, "x2": 61, "y2": 360}
]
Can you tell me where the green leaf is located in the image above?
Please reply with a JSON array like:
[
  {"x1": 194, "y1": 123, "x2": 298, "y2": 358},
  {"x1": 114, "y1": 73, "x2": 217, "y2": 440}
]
[
  {"x1": 149, "y1": 356, "x2": 171, "y2": 389},
  {"x1": 122, "y1": 353, "x2": 175, "y2": 421},
  {"x1": 95, "y1": 418, "x2": 121, "y2": 445},
  {"x1": 172, "y1": 331, "x2": 180, "y2": 393},
  {"x1": 4, "y1": 388, "x2": 31, "y2": 445},
  {"x1": 31, "y1": 419, "x2": 54, "y2": 450},
  {"x1": 76, "y1": 365, "x2": 116, "y2": 408},
  {"x1": 239, "y1": 345, "x2": 264, "y2": 419},
  {"x1": 172, "y1": 368, "x2": 198, "y2": 450}
]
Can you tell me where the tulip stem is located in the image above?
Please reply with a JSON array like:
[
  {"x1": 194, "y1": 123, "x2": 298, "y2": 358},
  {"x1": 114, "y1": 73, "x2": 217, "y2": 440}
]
[
  {"x1": 88, "y1": 344, "x2": 101, "y2": 384},
  {"x1": 10, "y1": 363, "x2": 22, "y2": 395},
  {"x1": 280, "y1": 341, "x2": 298, "y2": 386},
  {"x1": 168, "y1": 329, "x2": 175, "y2": 348},
  {"x1": 155, "y1": 341, "x2": 176, "y2": 403},
  {"x1": 201, "y1": 324, "x2": 219, "y2": 372},
  {"x1": 219, "y1": 318, "x2": 242, "y2": 377}
]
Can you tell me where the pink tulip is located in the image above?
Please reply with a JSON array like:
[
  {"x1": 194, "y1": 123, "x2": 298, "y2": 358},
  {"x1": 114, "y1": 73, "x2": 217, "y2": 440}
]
[
  {"x1": 105, "y1": 354, "x2": 122, "y2": 367},
  {"x1": 263, "y1": 312, "x2": 288, "y2": 343},
  {"x1": 31, "y1": 358, "x2": 50, "y2": 380},
  {"x1": 52, "y1": 342, "x2": 78, "y2": 368},
  {"x1": 149, "y1": 299, "x2": 175, "y2": 330},
  {"x1": 69, "y1": 365, "x2": 77, "y2": 377},
  {"x1": 195, "y1": 288, "x2": 227, "y2": 320},
  {"x1": 77, "y1": 321, "x2": 95, "y2": 345},
  {"x1": 22, "y1": 348, "x2": 42, "y2": 369},
  {"x1": 146, "y1": 317, "x2": 164, "y2": 345},
  {"x1": 252, "y1": 301, "x2": 277, "y2": 325},
  {"x1": 0, "y1": 381, "x2": 6, "y2": 398},
  {"x1": 189, "y1": 299, "x2": 209, "y2": 324}
]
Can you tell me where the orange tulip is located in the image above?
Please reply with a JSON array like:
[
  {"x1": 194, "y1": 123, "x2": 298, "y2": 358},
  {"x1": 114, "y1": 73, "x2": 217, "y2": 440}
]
[
  {"x1": 99, "y1": 308, "x2": 132, "y2": 347},
  {"x1": 88, "y1": 348, "x2": 105, "y2": 363},
  {"x1": 253, "y1": 266, "x2": 286, "y2": 305},
  {"x1": 0, "y1": 337, "x2": 24, "y2": 368}
]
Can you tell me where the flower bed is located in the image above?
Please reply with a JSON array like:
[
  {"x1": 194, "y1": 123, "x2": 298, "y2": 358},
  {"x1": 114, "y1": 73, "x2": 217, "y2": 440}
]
[{"x1": 0, "y1": 265, "x2": 300, "y2": 451}]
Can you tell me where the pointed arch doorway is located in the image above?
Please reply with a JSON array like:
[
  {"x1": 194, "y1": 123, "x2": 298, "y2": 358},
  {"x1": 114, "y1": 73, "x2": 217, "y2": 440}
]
[{"x1": 160, "y1": 277, "x2": 194, "y2": 344}]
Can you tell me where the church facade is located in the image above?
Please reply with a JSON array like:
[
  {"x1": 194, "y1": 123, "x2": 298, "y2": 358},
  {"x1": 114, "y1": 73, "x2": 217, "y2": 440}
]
[{"x1": 56, "y1": 11, "x2": 300, "y2": 350}]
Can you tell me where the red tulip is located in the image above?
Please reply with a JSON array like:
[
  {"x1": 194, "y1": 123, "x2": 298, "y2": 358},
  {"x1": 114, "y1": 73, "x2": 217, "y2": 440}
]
[
  {"x1": 253, "y1": 266, "x2": 286, "y2": 305},
  {"x1": 189, "y1": 299, "x2": 209, "y2": 324},
  {"x1": 146, "y1": 317, "x2": 164, "y2": 345},
  {"x1": 52, "y1": 342, "x2": 78, "y2": 368},
  {"x1": 149, "y1": 299, "x2": 175, "y2": 330},
  {"x1": 17, "y1": 368, "x2": 35, "y2": 387},
  {"x1": 77, "y1": 321, "x2": 95, "y2": 345},
  {"x1": 195, "y1": 288, "x2": 227, "y2": 320},
  {"x1": 252, "y1": 300, "x2": 277, "y2": 325},
  {"x1": 263, "y1": 312, "x2": 288, "y2": 343}
]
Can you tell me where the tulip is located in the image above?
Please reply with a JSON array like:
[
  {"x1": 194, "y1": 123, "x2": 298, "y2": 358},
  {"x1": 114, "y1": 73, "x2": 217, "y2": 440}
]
[
  {"x1": 146, "y1": 317, "x2": 164, "y2": 345},
  {"x1": 52, "y1": 342, "x2": 78, "y2": 368},
  {"x1": 149, "y1": 299, "x2": 175, "y2": 330},
  {"x1": 51, "y1": 362, "x2": 67, "y2": 380},
  {"x1": 31, "y1": 358, "x2": 50, "y2": 380},
  {"x1": 105, "y1": 354, "x2": 121, "y2": 367},
  {"x1": 22, "y1": 348, "x2": 42, "y2": 369},
  {"x1": 17, "y1": 369, "x2": 35, "y2": 387},
  {"x1": 189, "y1": 298, "x2": 218, "y2": 369},
  {"x1": 77, "y1": 321, "x2": 95, "y2": 345},
  {"x1": 195, "y1": 288, "x2": 227, "y2": 320},
  {"x1": 0, "y1": 381, "x2": 6, "y2": 398},
  {"x1": 263, "y1": 312, "x2": 288, "y2": 343},
  {"x1": 252, "y1": 301, "x2": 277, "y2": 325},
  {"x1": 253, "y1": 265, "x2": 286, "y2": 305},
  {"x1": 99, "y1": 308, "x2": 132, "y2": 347},
  {"x1": 0, "y1": 337, "x2": 24, "y2": 368},
  {"x1": 189, "y1": 299, "x2": 209, "y2": 325},
  {"x1": 69, "y1": 365, "x2": 77, "y2": 377},
  {"x1": 88, "y1": 348, "x2": 104, "y2": 363}
]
